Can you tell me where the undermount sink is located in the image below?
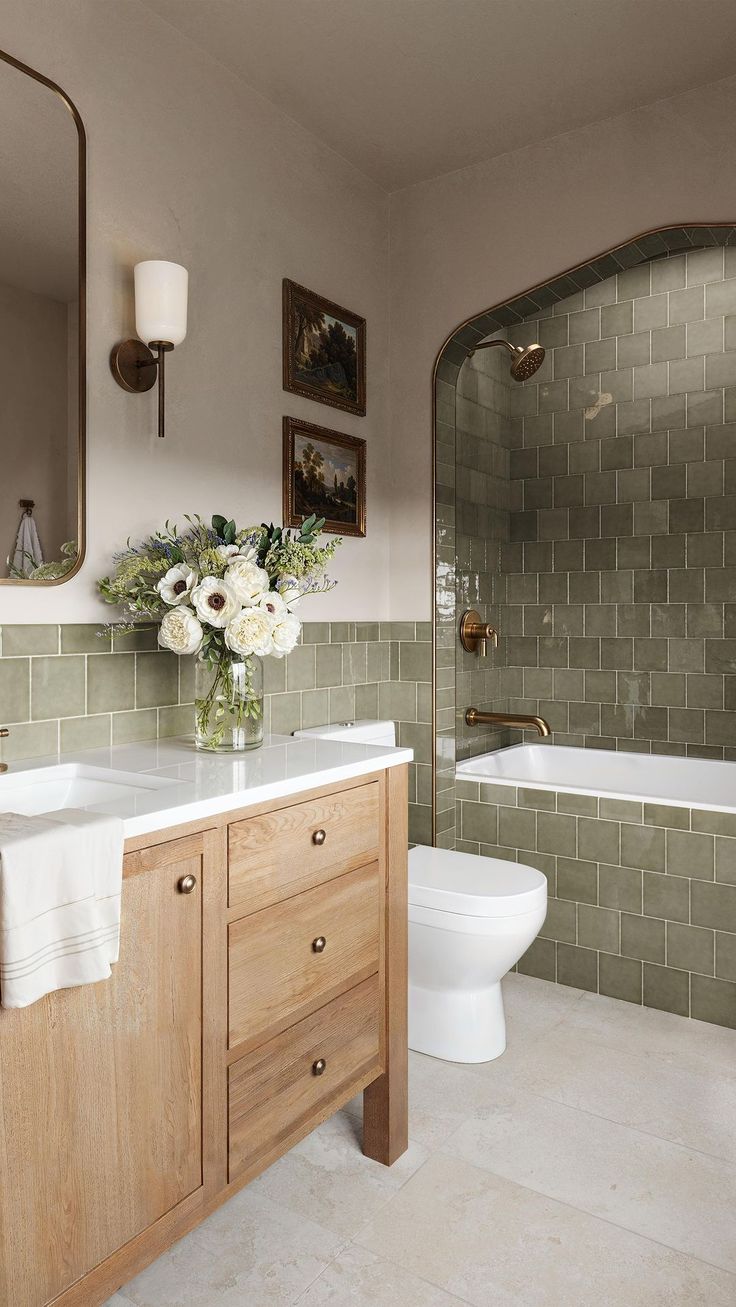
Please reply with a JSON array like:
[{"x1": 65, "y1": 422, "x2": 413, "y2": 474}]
[{"x1": 0, "y1": 763, "x2": 177, "y2": 817}]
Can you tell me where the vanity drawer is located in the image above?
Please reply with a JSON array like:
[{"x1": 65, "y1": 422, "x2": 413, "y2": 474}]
[
  {"x1": 228, "y1": 861, "x2": 380, "y2": 1049},
  {"x1": 228, "y1": 974, "x2": 381, "y2": 1181},
  {"x1": 228, "y1": 781, "x2": 380, "y2": 912}
]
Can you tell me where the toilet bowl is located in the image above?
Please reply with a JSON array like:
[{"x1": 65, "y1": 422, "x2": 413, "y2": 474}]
[{"x1": 293, "y1": 720, "x2": 548, "y2": 1063}]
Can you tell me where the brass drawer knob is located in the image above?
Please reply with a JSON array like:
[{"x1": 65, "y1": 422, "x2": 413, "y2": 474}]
[
  {"x1": 177, "y1": 874, "x2": 197, "y2": 894},
  {"x1": 312, "y1": 1058, "x2": 327, "y2": 1076},
  {"x1": 312, "y1": 829, "x2": 327, "y2": 846},
  {"x1": 312, "y1": 936, "x2": 326, "y2": 954}
]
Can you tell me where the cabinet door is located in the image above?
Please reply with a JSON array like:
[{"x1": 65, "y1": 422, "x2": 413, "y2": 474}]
[{"x1": 0, "y1": 834, "x2": 204, "y2": 1307}]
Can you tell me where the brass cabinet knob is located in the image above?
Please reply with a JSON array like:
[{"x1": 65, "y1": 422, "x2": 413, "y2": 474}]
[
  {"x1": 0, "y1": 729, "x2": 8, "y2": 738},
  {"x1": 312, "y1": 936, "x2": 326, "y2": 954},
  {"x1": 177, "y1": 874, "x2": 197, "y2": 894},
  {"x1": 312, "y1": 829, "x2": 327, "y2": 846},
  {"x1": 312, "y1": 1058, "x2": 327, "y2": 1076}
]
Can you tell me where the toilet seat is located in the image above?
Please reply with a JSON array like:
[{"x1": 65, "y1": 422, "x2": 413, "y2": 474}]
[{"x1": 409, "y1": 845, "x2": 546, "y2": 918}]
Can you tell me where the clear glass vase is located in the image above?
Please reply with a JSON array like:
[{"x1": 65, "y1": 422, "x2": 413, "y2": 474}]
[{"x1": 194, "y1": 655, "x2": 264, "y2": 752}]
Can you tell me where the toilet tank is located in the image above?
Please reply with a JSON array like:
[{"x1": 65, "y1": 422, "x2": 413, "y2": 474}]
[{"x1": 293, "y1": 719, "x2": 397, "y2": 747}]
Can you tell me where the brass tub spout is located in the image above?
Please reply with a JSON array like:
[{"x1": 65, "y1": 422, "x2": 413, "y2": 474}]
[{"x1": 465, "y1": 708, "x2": 551, "y2": 738}]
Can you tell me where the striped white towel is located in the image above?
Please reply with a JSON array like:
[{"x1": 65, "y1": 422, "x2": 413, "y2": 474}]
[{"x1": 0, "y1": 809, "x2": 124, "y2": 1009}]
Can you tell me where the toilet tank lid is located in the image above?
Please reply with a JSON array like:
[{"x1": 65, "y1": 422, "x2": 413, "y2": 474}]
[
  {"x1": 293, "y1": 719, "x2": 396, "y2": 746},
  {"x1": 409, "y1": 845, "x2": 547, "y2": 917}
]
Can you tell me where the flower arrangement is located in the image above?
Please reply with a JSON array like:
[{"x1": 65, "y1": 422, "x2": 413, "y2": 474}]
[{"x1": 98, "y1": 513, "x2": 340, "y2": 750}]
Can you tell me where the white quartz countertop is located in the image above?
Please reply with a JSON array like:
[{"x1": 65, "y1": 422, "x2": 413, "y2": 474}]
[{"x1": 1, "y1": 735, "x2": 413, "y2": 839}]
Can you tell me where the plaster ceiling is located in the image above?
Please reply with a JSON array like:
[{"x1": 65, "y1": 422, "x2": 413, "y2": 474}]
[{"x1": 146, "y1": 0, "x2": 736, "y2": 190}]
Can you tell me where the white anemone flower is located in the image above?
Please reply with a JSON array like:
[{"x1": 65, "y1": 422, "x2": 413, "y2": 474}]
[
  {"x1": 158, "y1": 607, "x2": 203, "y2": 655},
  {"x1": 225, "y1": 607, "x2": 275, "y2": 657},
  {"x1": 225, "y1": 558, "x2": 270, "y2": 607},
  {"x1": 191, "y1": 576, "x2": 240, "y2": 628},
  {"x1": 271, "y1": 611, "x2": 301, "y2": 658},
  {"x1": 258, "y1": 591, "x2": 288, "y2": 620},
  {"x1": 157, "y1": 564, "x2": 198, "y2": 606}
]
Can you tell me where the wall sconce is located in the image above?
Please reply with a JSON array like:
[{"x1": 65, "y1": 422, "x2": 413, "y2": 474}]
[{"x1": 110, "y1": 260, "x2": 188, "y2": 438}]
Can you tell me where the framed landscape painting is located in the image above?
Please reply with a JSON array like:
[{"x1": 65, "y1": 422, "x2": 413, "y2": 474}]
[
  {"x1": 283, "y1": 416, "x2": 366, "y2": 537},
  {"x1": 283, "y1": 279, "x2": 366, "y2": 416}
]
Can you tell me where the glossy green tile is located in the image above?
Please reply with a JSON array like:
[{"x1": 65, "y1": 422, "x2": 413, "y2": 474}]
[
  {"x1": 642, "y1": 871, "x2": 689, "y2": 923},
  {"x1": 599, "y1": 862, "x2": 642, "y2": 913},
  {"x1": 0, "y1": 657, "x2": 30, "y2": 723},
  {"x1": 691, "y1": 880, "x2": 736, "y2": 933},
  {"x1": 300, "y1": 689, "x2": 330, "y2": 729},
  {"x1": 715, "y1": 932, "x2": 736, "y2": 982},
  {"x1": 31, "y1": 656, "x2": 85, "y2": 720},
  {"x1": 599, "y1": 951, "x2": 642, "y2": 1004},
  {"x1": 577, "y1": 903, "x2": 619, "y2": 952},
  {"x1": 112, "y1": 625, "x2": 158, "y2": 652},
  {"x1": 666, "y1": 922, "x2": 714, "y2": 976},
  {"x1": 690, "y1": 974, "x2": 736, "y2": 1028},
  {"x1": 578, "y1": 817, "x2": 620, "y2": 864},
  {"x1": 540, "y1": 898, "x2": 576, "y2": 944},
  {"x1": 621, "y1": 912, "x2": 666, "y2": 963},
  {"x1": 87, "y1": 652, "x2": 134, "y2": 714},
  {"x1": 301, "y1": 622, "x2": 330, "y2": 645},
  {"x1": 285, "y1": 644, "x2": 316, "y2": 693},
  {"x1": 517, "y1": 936, "x2": 556, "y2": 982},
  {"x1": 536, "y1": 810, "x2": 577, "y2": 857},
  {"x1": 136, "y1": 652, "x2": 179, "y2": 709},
  {"x1": 2, "y1": 625, "x2": 58, "y2": 656},
  {"x1": 315, "y1": 644, "x2": 342, "y2": 688},
  {"x1": 666, "y1": 829, "x2": 714, "y2": 879},
  {"x1": 268, "y1": 692, "x2": 302, "y2": 736},
  {"x1": 557, "y1": 942, "x2": 598, "y2": 992},
  {"x1": 620, "y1": 823, "x2": 666, "y2": 873},
  {"x1": 461, "y1": 801, "x2": 498, "y2": 845},
  {"x1": 643, "y1": 962, "x2": 690, "y2": 1017},
  {"x1": 715, "y1": 836, "x2": 736, "y2": 885},
  {"x1": 60, "y1": 714, "x2": 111, "y2": 753},
  {"x1": 60, "y1": 624, "x2": 110, "y2": 654},
  {"x1": 2, "y1": 719, "x2": 57, "y2": 760},
  {"x1": 158, "y1": 705, "x2": 194, "y2": 737}
]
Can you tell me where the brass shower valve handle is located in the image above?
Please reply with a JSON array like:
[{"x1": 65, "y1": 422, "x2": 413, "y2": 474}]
[{"x1": 459, "y1": 610, "x2": 499, "y2": 657}]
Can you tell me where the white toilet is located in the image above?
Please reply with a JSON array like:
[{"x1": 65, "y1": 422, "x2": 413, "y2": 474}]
[{"x1": 294, "y1": 719, "x2": 548, "y2": 1064}]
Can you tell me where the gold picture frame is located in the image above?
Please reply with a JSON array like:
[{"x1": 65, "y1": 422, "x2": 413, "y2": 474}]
[{"x1": 283, "y1": 416, "x2": 366, "y2": 538}]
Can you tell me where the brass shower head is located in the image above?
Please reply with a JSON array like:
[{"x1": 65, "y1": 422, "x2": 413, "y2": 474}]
[{"x1": 468, "y1": 336, "x2": 545, "y2": 382}]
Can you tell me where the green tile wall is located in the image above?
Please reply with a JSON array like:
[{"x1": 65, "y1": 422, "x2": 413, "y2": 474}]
[
  {"x1": 0, "y1": 621, "x2": 432, "y2": 843},
  {"x1": 456, "y1": 775, "x2": 736, "y2": 1030}
]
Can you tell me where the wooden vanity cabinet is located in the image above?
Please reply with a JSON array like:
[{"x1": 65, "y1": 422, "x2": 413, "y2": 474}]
[{"x1": 0, "y1": 763, "x2": 408, "y2": 1307}]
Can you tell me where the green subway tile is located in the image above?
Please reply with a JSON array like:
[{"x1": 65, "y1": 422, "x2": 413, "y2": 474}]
[
  {"x1": 621, "y1": 823, "x2": 666, "y2": 873},
  {"x1": 690, "y1": 973, "x2": 736, "y2": 1029},
  {"x1": 498, "y1": 804, "x2": 536, "y2": 851},
  {"x1": 112, "y1": 709, "x2": 158, "y2": 744},
  {"x1": 540, "y1": 898, "x2": 577, "y2": 944},
  {"x1": 158, "y1": 705, "x2": 194, "y2": 737},
  {"x1": 300, "y1": 688, "x2": 330, "y2": 729},
  {"x1": 136, "y1": 652, "x2": 179, "y2": 709},
  {"x1": 578, "y1": 903, "x2": 620, "y2": 952},
  {"x1": 691, "y1": 808, "x2": 736, "y2": 837},
  {"x1": 480, "y1": 782, "x2": 518, "y2": 805},
  {"x1": 556, "y1": 790, "x2": 598, "y2": 817},
  {"x1": 355, "y1": 622, "x2": 379, "y2": 642},
  {"x1": 329, "y1": 685, "x2": 356, "y2": 723},
  {"x1": 2, "y1": 719, "x2": 57, "y2": 760},
  {"x1": 179, "y1": 655, "x2": 196, "y2": 703},
  {"x1": 329, "y1": 622, "x2": 354, "y2": 644},
  {"x1": 643, "y1": 803, "x2": 691, "y2": 830},
  {"x1": 285, "y1": 644, "x2": 317, "y2": 693},
  {"x1": 455, "y1": 779, "x2": 480, "y2": 801},
  {"x1": 87, "y1": 652, "x2": 134, "y2": 713},
  {"x1": 60, "y1": 714, "x2": 111, "y2": 753},
  {"x1": 398, "y1": 721, "x2": 432, "y2": 764},
  {"x1": 315, "y1": 644, "x2": 342, "y2": 688},
  {"x1": 715, "y1": 836, "x2": 736, "y2": 885},
  {"x1": 399, "y1": 642, "x2": 432, "y2": 682},
  {"x1": 112, "y1": 625, "x2": 158, "y2": 652},
  {"x1": 578, "y1": 817, "x2": 620, "y2": 864},
  {"x1": 60, "y1": 624, "x2": 110, "y2": 654},
  {"x1": 342, "y1": 643, "x2": 368, "y2": 686},
  {"x1": 263, "y1": 655, "x2": 286, "y2": 695},
  {"x1": 599, "y1": 862, "x2": 642, "y2": 913},
  {"x1": 536, "y1": 810, "x2": 577, "y2": 857},
  {"x1": 599, "y1": 952, "x2": 642, "y2": 1004},
  {"x1": 301, "y1": 622, "x2": 330, "y2": 645},
  {"x1": 666, "y1": 829, "x2": 714, "y2": 879},
  {"x1": 269, "y1": 692, "x2": 302, "y2": 735},
  {"x1": 599, "y1": 798, "x2": 643, "y2": 823},
  {"x1": 409, "y1": 805, "x2": 432, "y2": 846},
  {"x1": 461, "y1": 801, "x2": 498, "y2": 845},
  {"x1": 0, "y1": 658, "x2": 30, "y2": 723},
  {"x1": 354, "y1": 682, "x2": 379, "y2": 720},
  {"x1": 417, "y1": 682, "x2": 432, "y2": 723},
  {"x1": 642, "y1": 871, "x2": 689, "y2": 923},
  {"x1": 557, "y1": 942, "x2": 598, "y2": 992},
  {"x1": 31, "y1": 656, "x2": 85, "y2": 720},
  {"x1": 2, "y1": 625, "x2": 58, "y2": 656},
  {"x1": 715, "y1": 932, "x2": 736, "y2": 982},
  {"x1": 518, "y1": 786, "x2": 556, "y2": 811},
  {"x1": 557, "y1": 857, "x2": 598, "y2": 904},
  {"x1": 518, "y1": 936, "x2": 557, "y2": 982},
  {"x1": 643, "y1": 963, "x2": 690, "y2": 1018},
  {"x1": 691, "y1": 880, "x2": 736, "y2": 933},
  {"x1": 621, "y1": 912, "x2": 666, "y2": 963},
  {"x1": 667, "y1": 922, "x2": 714, "y2": 975},
  {"x1": 416, "y1": 622, "x2": 432, "y2": 641}
]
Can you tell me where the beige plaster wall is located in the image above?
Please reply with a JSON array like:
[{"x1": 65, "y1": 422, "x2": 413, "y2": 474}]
[
  {"x1": 388, "y1": 75, "x2": 736, "y2": 618},
  {"x1": 0, "y1": 0, "x2": 389, "y2": 622}
]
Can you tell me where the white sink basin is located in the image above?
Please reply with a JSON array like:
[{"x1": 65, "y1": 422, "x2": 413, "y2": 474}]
[{"x1": 0, "y1": 764, "x2": 177, "y2": 817}]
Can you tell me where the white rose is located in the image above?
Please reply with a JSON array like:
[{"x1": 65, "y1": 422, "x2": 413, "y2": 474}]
[
  {"x1": 275, "y1": 574, "x2": 301, "y2": 610},
  {"x1": 271, "y1": 612, "x2": 301, "y2": 658},
  {"x1": 225, "y1": 558, "x2": 270, "y2": 607},
  {"x1": 191, "y1": 576, "x2": 240, "y2": 628},
  {"x1": 225, "y1": 607, "x2": 275, "y2": 657},
  {"x1": 157, "y1": 564, "x2": 198, "y2": 606},
  {"x1": 158, "y1": 607, "x2": 203, "y2": 656}
]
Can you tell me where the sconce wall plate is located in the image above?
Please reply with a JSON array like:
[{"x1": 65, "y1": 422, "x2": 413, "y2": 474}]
[{"x1": 110, "y1": 338, "x2": 158, "y2": 393}]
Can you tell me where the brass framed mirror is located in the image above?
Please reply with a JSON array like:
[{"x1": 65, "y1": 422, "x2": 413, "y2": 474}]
[{"x1": 0, "y1": 49, "x2": 85, "y2": 585}]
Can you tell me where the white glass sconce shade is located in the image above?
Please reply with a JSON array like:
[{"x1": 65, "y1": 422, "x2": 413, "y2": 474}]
[{"x1": 134, "y1": 260, "x2": 188, "y2": 346}]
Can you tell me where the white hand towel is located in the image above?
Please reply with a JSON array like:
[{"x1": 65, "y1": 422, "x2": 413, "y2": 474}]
[
  {"x1": 11, "y1": 513, "x2": 43, "y2": 573},
  {"x1": 0, "y1": 809, "x2": 124, "y2": 1009}
]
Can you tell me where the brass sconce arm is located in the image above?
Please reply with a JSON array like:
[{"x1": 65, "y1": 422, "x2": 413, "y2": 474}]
[{"x1": 110, "y1": 339, "x2": 173, "y2": 439}]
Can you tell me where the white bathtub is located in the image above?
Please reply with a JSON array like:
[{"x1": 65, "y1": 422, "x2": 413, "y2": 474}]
[{"x1": 456, "y1": 744, "x2": 736, "y2": 813}]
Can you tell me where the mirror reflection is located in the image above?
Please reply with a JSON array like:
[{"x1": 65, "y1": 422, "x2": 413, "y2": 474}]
[{"x1": 0, "y1": 52, "x2": 84, "y2": 583}]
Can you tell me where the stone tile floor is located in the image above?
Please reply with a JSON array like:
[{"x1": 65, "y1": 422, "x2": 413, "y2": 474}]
[{"x1": 105, "y1": 975, "x2": 736, "y2": 1305}]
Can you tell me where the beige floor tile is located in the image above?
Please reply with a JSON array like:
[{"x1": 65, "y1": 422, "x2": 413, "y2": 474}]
[
  {"x1": 295, "y1": 1244, "x2": 468, "y2": 1305},
  {"x1": 562, "y1": 989, "x2": 736, "y2": 1075},
  {"x1": 356, "y1": 1152, "x2": 736, "y2": 1307},
  {"x1": 499, "y1": 972, "x2": 585, "y2": 1038},
  {"x1": 521, "y1": 1025, "x2": 736, "y2": 1161},
  {"x1": 115, "y1": 1190, "x2": 344, "y2": 1306},
  {"x1": 252, "y1": 1109, "x2": 430, "y2": 1237},
  {"x1": 443, "y1": 1087, "x2": 736, "y2": 1271}
]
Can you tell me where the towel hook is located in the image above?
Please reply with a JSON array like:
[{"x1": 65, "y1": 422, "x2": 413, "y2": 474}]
[{"x1": 18, "y1": 499, "x2": 34, "y2": 517}]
